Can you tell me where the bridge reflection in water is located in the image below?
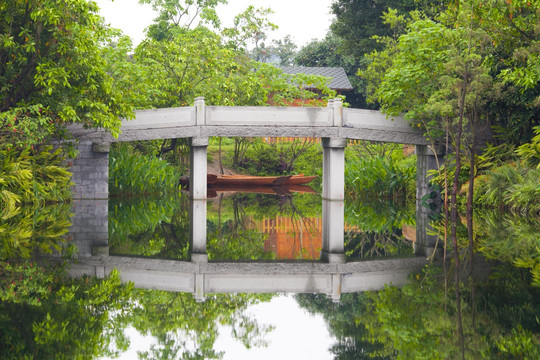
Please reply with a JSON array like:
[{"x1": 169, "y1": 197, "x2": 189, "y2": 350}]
[{"x1": 66, "y1": 197, "x2": 430, "y2": 303}]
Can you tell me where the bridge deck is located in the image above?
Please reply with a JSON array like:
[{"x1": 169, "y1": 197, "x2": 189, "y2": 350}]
[{"x1": 73, "y1": 102, "x2": 427, "y2": 145}]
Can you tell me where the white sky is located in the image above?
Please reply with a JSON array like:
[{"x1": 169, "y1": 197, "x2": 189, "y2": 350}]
[{"x1": 94, "y1": 0, "x2": 335, "y2": 47}]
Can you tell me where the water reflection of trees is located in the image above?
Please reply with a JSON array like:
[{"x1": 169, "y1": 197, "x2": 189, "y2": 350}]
[
  {"x1": 130, "y1": 291, "x2": 274, "y2": 359},
  {"x1": 295, "y1": 206, "x2": 540, "y2": 359},
  {"x1": 208, "y1": 192, "x2": 322, "y2": 260},
  {"x1": 296, "y1": 262, "x2": 539, "y2": 359},
  {"x1": 295, "y1": 293, "x2": 389, "y2": 360},
  {"x1": 109, "y1": 195, "x2": 190, "y2": 259},
  {"x1": 0, "y1": 261, "x2": 275, "y2": 359},
  {"x1": 344, "y1": 196, "x2": 416, "y2": 259},
  {"x1": 0, "y1": 203, "x2": 71, "y2": 259}
]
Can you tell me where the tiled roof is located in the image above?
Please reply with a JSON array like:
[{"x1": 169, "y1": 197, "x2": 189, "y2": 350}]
[{"x1": 280, "y1": 66, "x2": 353, "y2": 91}]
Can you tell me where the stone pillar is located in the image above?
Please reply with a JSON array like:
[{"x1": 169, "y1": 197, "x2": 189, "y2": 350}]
[
  {"x1": 70, "y1": 141, "x2": 110, "y2": 200},
  {"x1": 189, "y1": 137, "x2": 208, "y2": 200},
  {"x1": 415, "y1": 145, "x2": 443, "y2": 257},
  {"x1": 322, "y1": 137, "x2": 346, "y2": 201},
  {"x1": 321, "y1": 199, "x2": 345, "y2": 263},
  {"x1": 321, "y1": 137, "x2": 347, "y2": 263}
]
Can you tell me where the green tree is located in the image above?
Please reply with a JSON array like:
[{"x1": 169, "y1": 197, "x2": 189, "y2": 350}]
[
  {"x1": 0, "y1": 0, "x2": 133, "y2": 148},
  {"x1": 294, "y1": 34, "x2": 365, "y2": 107},
  {"x1": 330, "y1": 0, "x2": 422, "y2": 59},
  {"x1": 141, "y1": 0, "x2": 227, "y2": 40},
  {"x1": 222, "y1": 5, "x2": 278, "y2": 52}
]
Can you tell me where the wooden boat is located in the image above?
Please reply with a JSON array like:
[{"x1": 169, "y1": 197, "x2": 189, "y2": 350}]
[
  {"x1": 288, "y1": 174, "x2": 318, "y2": 185},
  {"x1": 179, "y1": 174, "x2": 317, "y2": 187},
  {"x1": 211, "y1": 174, "x2": 292, "y2": 186}
]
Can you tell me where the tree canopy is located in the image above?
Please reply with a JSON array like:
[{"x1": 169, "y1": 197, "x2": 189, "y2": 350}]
[{"x1": 0, "y1": 0, "x2": 134, "y2": 148}]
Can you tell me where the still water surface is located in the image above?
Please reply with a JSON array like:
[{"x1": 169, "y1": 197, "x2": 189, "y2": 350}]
[{"x1": 1, "y1": 190, "x2": 538, "y2": 358}]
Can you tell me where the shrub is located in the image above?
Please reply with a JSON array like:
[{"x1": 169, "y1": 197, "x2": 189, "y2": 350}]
[
  {"x1": 109, "y1": 143, "x2": 180, "y2": 196},
  {"x1": 345, "y1": 155, "x2": 416, "y2": 201},
  {"x1": 1, "y1": 145, "x2": 71, "y2": 220}
]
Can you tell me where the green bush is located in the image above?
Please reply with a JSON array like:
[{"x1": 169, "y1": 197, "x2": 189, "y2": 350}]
[
  {"x1": 109, "y1": 143, "x2": 181, "y2": 196},
  {"x1": 345, "y1": 155, "x2": 416, "y2": 201},
  {"x1": 0, "y1": 145, "x2": 71, "y2": 218},
  {"x1": 474, "y1": 163, "x2": 540, "y2": 214}
]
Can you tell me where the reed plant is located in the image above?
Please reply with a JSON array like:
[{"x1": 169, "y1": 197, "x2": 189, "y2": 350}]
[
  {"x1": 109, "y1": 143, "x2": 181, "y2": 196},
  {"x1": 345, "y1": 155, "x2": 416, "y2": 201}
]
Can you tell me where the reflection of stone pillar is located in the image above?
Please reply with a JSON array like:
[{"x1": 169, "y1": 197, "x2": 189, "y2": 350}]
[
  {"x1": 69, "y1": 199, "x2": 109, "y2": 257},
  {"x1": 415, "y1": 145, "x2": 443, "y2": 257},
  {"x1": 321, "y1": 137, "x2": 347, "y2": 263},
  {"x1": 194, "y1": 273, "x2": 205, "y2": 303},
  {"x1": 190, "y1": 199, "x2": 207, "y2": 258},
  {"x1": 190, "y1": 137, "x2": 208, "y2": 200},
  {"x1": 321, "y1": 200, "x2": 345, "y2": 263},
  {"x1": 70, "y1": 141, "x2": 109, "y2": 200},
  {"x1": 331, "y1": 274, "x2": 342, "y2": 303}
]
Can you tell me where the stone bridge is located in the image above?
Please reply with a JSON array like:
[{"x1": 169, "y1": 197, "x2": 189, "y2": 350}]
[{"x1": 64, "y1": 98, "x2": 441, "y2": 299}]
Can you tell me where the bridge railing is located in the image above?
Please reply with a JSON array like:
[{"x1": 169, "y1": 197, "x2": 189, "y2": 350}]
[{"x1": 114, "y1": 97, "x2": 426, "y2": 145}]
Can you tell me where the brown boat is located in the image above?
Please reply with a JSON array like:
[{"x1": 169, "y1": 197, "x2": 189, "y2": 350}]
[
  {"x1": 287, "y1": 174, "x2": 318, "y2": 185},
  {"x1": 179, "y1": 174, "x2": 317, "y2": 187},
  {"x1": 211, "y1": 174, "x2": 292, "y2": 186}
]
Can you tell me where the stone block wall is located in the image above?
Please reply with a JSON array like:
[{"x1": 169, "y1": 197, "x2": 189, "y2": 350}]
[{"x1": 70, "y1": 140, "x2": 109, "y2": 200}]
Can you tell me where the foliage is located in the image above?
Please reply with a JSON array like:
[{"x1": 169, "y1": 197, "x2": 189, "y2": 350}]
[
  {"x1": 207, "y1": 228, "x2": 272, "y2": 261},
  {"x1": 473, "y1": 163, "x2": 540, "y2": 214},
  {"x1": 361, "y1": 1, "x2": 539, "y2": 146},
  {"x1": 109, "y1": 143, "x2": 181, "y2": 196},
  {"x1": 345, "y1": 194, "x2": 415, "y2": 233},
  {"x1": 345, "y1": 153, "x2": 415, "y2": 201},
  {"x1": 0, "y1": 0, "x2": 133, "y2": 148},
  {"x1": 0, "y1": 260, "x2": 53, "y2": 306},
  {"x1": 0, "y1": 259, "x2": 277, "y2": 358},
  {"x1": 516, "y1": 125, "x2": 540, "y2": 168},
  {"x1": 361, "y1": 265, "x2": 540, "y2": 359},
  {"x1": 328, "y1": 0, "x2": 445, "y2": 107},
  {"x1": 295, "y1": 293, "x2": 389, "y2": 359},
  {"x1": 140, "y1": 0, "x2": 227, "y2": 40},
  {"x1": 222, "y1": 5, "x2": 277, "y2": 51},
  {"x1": 231, "y1": 139, "x2": 320, "y2": 176},
  {"x1": 330, "y1": 0, "x2": 426, "y2": 59},
  {"x1": 264, "y1": 35, "x2": 298, "y2": 66},
  {"x1": 344, "y1": 228, "x2": 413, "y2": 260},
  {"x1": 0, "y1": 145, "x2": 71, "y2": 210},
  {"x1": 0, "y1": 145, "x2": 72, "y2": 259}
]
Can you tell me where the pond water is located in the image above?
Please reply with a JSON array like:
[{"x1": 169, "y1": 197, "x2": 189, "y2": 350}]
[{"x1": 1, "y1": 190, "x2": 538, "y2": 358}]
